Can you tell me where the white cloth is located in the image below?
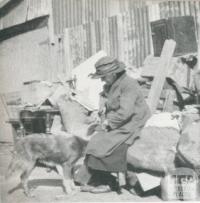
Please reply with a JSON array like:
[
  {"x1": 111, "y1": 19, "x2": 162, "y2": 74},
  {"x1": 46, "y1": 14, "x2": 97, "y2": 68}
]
[
  {"x1": 145, "y1": 112, "x2": 180, "y2": 131},
  {"x1": 136, "y1": 173, "x2": 161, "y2": 191},
  {"x1": 72, "y1": 51, "x2": 107, "y2": 110}
]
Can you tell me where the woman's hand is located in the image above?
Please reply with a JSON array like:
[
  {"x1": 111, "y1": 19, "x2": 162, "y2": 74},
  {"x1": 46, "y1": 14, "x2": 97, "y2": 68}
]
[{"x1": 101, "y1": 119, "x2": 111, "y2": 132}]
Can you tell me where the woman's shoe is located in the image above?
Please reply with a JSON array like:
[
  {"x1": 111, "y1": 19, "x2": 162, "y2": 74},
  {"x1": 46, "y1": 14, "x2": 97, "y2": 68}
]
[{"x1": 90, "y1": 185, "x2": 111, "y2": 193}]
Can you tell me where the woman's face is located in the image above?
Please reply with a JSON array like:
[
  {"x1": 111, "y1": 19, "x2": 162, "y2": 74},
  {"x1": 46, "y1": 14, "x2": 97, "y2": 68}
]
[{"x1": 101, "y1": 73, "x2": 117, "y2": 86}]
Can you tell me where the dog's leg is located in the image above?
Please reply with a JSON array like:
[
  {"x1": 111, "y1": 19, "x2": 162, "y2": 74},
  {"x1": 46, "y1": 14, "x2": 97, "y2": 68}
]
[
  {"x1": 20, "y1": 163, "x2": 35, "y2": 197},
  {"x1": 61, "y1": 162, "x2": 76, "y2": 194}
]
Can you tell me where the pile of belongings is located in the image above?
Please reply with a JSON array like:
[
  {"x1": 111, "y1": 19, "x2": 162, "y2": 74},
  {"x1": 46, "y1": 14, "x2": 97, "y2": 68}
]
[
  {"x1": 15, "y1": 51, "x2": 200, "y2": 198},
  {"x1": 176, "y1": 106, "x2": 200, "y2": 168}
]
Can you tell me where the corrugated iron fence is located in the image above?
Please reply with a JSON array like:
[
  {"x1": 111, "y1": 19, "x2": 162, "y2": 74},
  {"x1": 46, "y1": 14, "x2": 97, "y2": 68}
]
[
  {"x1": 158, "y1": 0, "x2": 200, "y2": 39},
  {"x1": 52, "y1": 1, "x2": 151, "y2": 71},
  {"x1": 52, "y1": 0, "x2": 200, "y2": 73},
  {"x1": 64, "y1": 7, "x2": 151, "y2": 70},
  {"x1": 52, "y1": 0, "x2": 145, "y2": 34}
]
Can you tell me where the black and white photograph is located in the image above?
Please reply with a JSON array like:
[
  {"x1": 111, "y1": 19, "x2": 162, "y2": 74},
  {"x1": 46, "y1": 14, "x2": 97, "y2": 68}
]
[{"x1": 0, "y1": 0, "x2": 200, "y2": 202}]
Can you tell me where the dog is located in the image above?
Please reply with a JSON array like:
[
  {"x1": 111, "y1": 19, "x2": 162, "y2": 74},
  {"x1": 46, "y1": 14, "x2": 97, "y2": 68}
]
[{"x1": 6, "y1": 133, "x2": 88, "y2": 197}]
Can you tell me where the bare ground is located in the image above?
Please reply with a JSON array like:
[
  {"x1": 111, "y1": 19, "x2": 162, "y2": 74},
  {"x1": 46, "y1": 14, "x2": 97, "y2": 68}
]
[{"x1": 0, "y1": 143, "x2": 162, "y2": 203}]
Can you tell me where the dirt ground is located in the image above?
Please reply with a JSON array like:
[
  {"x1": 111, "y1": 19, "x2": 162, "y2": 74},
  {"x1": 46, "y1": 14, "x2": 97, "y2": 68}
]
[{"x1": 0, "y1": 142, "x2": 161, "y2": 203}]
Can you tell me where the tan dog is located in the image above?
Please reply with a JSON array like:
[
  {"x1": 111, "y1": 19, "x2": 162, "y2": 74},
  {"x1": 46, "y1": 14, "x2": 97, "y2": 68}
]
[{"x1": 6, "y1": 133, "x2": 88, "y2": 197}]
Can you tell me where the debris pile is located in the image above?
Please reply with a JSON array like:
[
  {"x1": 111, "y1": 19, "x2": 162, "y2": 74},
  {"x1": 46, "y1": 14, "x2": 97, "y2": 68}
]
[
  {"x1": 2, "y1": 49, "x2": 200, "y2": 199},
  {"x1": 125, "y1": 40, "x2": 200, "y2": 199}
]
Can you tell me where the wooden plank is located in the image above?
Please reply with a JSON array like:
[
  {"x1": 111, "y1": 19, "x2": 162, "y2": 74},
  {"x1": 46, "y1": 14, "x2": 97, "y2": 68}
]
[{"x1": 146, "y1": 39, "x2": 176, "y2": 114}]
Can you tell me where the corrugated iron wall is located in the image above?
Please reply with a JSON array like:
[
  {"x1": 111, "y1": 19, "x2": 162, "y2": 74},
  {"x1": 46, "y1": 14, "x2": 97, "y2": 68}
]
[
  {"x1": 52, "y1": 0, "x2": 146, "y2": 34},
  {"x1": 148, "y1": 1, "x2": 200, "y2": 37},
  {"x1": 53, "y1": 0, "x2": 109, "y2": 34},
  {"x1": 63, "y1": 6, "x2": 151, "y2": 71},
  {"x1": 52, "y1": 0, "x2": 200, "y2": 74},
  {"x1": 52, "y1": 0, "x2": 152, "y2": 71},
  {"x1": 158, "y1": 0, "x2": 200, "y2": 38}
]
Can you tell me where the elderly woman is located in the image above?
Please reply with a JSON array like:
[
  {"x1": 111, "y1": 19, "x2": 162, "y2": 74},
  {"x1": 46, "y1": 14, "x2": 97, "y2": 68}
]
[{"x1": 77, "y1": 56, "x2": 151, "y2": 193}]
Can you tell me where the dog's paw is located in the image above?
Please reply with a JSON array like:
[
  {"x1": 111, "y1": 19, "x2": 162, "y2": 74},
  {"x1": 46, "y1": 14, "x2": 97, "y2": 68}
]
[
  {"x1": 65, "y1": 187, "x2": 73, "y2": 194},
  {"x1": 55, "y1": 194, "x2": 65, "y2": 200},
  {"x1": 63, "y1": 179, "x2": 73, "y2": 194},
  {"x1": 63, "y1": 179, "x2": 80, "y2": 194}
]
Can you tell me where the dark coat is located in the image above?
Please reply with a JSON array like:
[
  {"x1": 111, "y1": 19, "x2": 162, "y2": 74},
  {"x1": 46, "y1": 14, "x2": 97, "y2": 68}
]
[{"x1": 86, "y1": 73, "x2": 151, "y2": 158}]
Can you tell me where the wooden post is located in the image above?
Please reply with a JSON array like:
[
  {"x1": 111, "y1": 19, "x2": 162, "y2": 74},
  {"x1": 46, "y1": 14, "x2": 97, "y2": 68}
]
[
  {"x1": 195, "y1": 14, "x2": 200, "y2": 103},
  {"x1": 198, "y1": 14, "x2": 200, "y2": 71},
  {"x1": 117, "y1": 14, "x2": 123, "y2": 60},
  {"x1": 146, "y1": 39, "x2": 176, "y2": 114},
  {"x1": 48, "y1": 0, "x2": 55, "y2": 45},
  {"x1": 64, "y1": 28, "x2": 73, "y2": 80}
]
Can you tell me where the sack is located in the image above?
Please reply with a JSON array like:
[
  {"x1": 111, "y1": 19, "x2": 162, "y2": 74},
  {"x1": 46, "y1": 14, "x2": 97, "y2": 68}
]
[
  {"x1": 127, "y1": 126, "x2": 180, "y2": 172},
  {"x1": 177, "y1": 121, "x2": 200, "y2": 167}
]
